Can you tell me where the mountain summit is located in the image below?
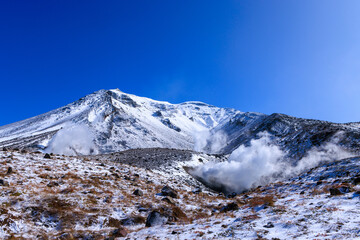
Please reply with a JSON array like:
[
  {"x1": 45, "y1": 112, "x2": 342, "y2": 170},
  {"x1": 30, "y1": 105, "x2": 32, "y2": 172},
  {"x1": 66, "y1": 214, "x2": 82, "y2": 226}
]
[
  {"x1": 0, "y1": 89, "x2": 360, "y2": 158},
  {"x1": 0, "y1": 89, "x2": 241, "y2": 155}
]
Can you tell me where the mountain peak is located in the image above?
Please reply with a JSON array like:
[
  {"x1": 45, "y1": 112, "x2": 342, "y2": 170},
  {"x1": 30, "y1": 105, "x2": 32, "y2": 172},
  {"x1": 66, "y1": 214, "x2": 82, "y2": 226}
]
[
  {"x1": 0, "y1": 89, "x2": 241, "y2": 155},
  {"x1": 1, "y1": 89, "x2": 360, "y2": 159}
]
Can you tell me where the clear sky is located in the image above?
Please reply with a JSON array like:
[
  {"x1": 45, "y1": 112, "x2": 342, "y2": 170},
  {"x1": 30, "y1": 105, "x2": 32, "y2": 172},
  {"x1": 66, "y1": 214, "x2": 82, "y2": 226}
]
[{"x1": 1, "y1": 0, "x2": 360, "y2": 126}]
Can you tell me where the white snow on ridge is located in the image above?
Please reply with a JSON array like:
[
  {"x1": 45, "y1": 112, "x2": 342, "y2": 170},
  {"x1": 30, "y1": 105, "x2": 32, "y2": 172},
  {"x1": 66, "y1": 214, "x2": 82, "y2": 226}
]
[{"x1": 0, "y1": 89, "x2": 241, "y2": 154}]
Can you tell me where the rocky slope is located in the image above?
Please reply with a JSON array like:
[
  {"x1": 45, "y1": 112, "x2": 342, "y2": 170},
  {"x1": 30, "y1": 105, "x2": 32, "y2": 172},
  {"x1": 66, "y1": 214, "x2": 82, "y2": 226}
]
[
  {"x1": 1, "y1": 148, "x2": 360, "y2": 239},
  {"x1": 214, "y1": 112, "x2": 360, "y2": 160}
]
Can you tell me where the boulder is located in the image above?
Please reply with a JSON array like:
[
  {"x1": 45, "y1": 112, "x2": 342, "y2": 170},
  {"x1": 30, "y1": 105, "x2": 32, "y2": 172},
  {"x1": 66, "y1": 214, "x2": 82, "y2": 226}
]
[
  {"x1": 110, "y1": 227, "x2": 128, "y2": 238},
  {"x1": 330, "y1": 186, "x2": 350, "y2": 196},
  {"x1": 226, "y1": 192, "x2": 237, "y2": 198},
  {"x1": 133, "y1": 189, "x2": 143, "y2": 196},
  {"x1": 220, "y1": 202, "x2": 239, "y2": 212},
  {"x1": 339, "y1": 186, "x2": 350, "y2": 194},
  {"x1": 329, "y1": 188, "x2": 342, "y2": 196},
  {"x1": 145, "y1": 211, "x2": 168, "y2": 227},
  {"x1": 44, "y1": 153, "x2": 52, "y2": 159},
  {"x1": 47, "y1": 181, "x2": 59, "y2": 188},
  {"x1": 192, "y1": 188, "x2": 202, "y2": 194},
  {"x1": 120, "y1": 215, "x2": 145, "y2": 226},
  {"x1": 264, "y1": 222, "x2": 274, "y2": 228},
  {"x1": 0, "y1": 179, "x2": 9, "y2": 186},
  {"x1": 353, "y1": 177, "x2": 360, "y2": 185},
  {"x1": 161, "y1": 197, "x2": 175, "y2": 205},
  {"x1": 160, "y1": 186, "x2": 178, "y2": 198},
  {"x1": 58, "y1": 233, "x2": 74, "y2": 240}
]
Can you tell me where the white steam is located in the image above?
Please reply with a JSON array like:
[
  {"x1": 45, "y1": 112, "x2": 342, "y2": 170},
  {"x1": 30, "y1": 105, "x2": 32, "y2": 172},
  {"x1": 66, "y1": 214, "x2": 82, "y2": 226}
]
[
  {"x1": 210, "y1": 131, "x2": 228, "y2": 153},
  {"x1": 191, "y1": 132, "x2": 353, "y2": 194},
  {"x1": 287, "y1": 141, "x2": 352, "y2": 177},
  {"x1": 194, "y1": 130, "x2": 210, "y2": 152},
  {"x1": 194, "y1": 130, "x2": 227, "y2": 153},
  {"x1": 46, "y1": 124, "x2": 98, "y2": 156}
]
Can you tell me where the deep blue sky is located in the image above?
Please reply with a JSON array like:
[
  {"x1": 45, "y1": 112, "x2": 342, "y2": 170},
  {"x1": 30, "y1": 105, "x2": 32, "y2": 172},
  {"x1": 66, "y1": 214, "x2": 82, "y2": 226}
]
[{"x1": 1, "y1": 0, "x2": 360, "y2": 125}]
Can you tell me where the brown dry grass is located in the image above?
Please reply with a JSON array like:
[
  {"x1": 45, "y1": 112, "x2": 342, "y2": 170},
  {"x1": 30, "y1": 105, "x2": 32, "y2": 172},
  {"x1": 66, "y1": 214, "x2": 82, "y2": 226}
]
[{"x1": 247, "y1": 195, "x2": 275, "y2": 207}]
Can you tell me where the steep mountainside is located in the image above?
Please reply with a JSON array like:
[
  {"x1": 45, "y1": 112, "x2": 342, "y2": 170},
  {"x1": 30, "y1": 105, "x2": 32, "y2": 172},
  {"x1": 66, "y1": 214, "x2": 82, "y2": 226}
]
[
  {"x1": 0, "y1": 89, "x2": 360, "y2": 159},
  {"x1": 0, "y1": 89, "x2": 240, "y2": 154},
  {"x1": 213, "y1": 113, "x2": 360, "y2": 160}
]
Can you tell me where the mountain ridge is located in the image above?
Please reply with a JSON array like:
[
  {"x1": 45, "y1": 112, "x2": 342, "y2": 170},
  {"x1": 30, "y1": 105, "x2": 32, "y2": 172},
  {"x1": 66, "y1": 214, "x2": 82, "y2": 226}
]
[
  {"x1": 1, "y1": 89, "x2": 360, "y2": 159},
  {"x1": 0, "y1": 89, "x2": 241, "y2": 154}
]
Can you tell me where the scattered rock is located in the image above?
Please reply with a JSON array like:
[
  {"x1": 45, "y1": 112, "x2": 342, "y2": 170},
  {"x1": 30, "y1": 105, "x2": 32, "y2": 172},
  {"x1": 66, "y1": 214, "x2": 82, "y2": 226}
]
[
  {"x1": 339, "y1": 186, "x2": 350, "y2": 194},
  {"x1": 161, "y1": 185, "x2": 178, "y2": 198},
  {"x1": 138, "y1": 207, "x2": 148, "y2": 212},
  {"x1": 330, "y1": 186, "x2": 350, "y2": 196},
  {"x1": 226, "y1": 192, "x2": 237, "y2": 198},
  {"x1": 58, "y1": 233, "x2": 74, "y2": 240},
  {"x1": 47, "y1": 181, "x2": 59, "y2": 188},
  {"x1": 6, "y1": 166, "x2": 12, "y2": 175},
  {"x1": 133, "y1": 189, "x2": 143, "y2": 196},
  {"x1": 44, "y1": 153, "x2": 51, "y2": 159},
  {"x1": 329, "y1": 188, "x2": 342, "y2": 196},
  {"x1": 110, "y1": 227, "x2": 128, "y2": 238},
  {"x1": 111, "y1": 173, "x2": 120, "y2": 178},
  {"x1": 152, "y1": 110, "x2": 162, "y2": 117},
  {"x1": 120, "y1": 215, "x2": 146, "y2": 226},
  {"x1": 60, "y1": 188, "x2": 72, "y2": 194},
  {"x1": 106, "y1": 217, "x2": 122, "y2": 228},
  {"x1": 145, "y1": 211, "x2": 168, "y2": 227},
  {"x1": 0, "y1": 179, "x2": 9, "y2": 186},
  {"x1": 353, "y1": 177, "x2": 360, "y2": 185},
  {"x1": 192, "y1": 188, "x2": 202, "y2": 194},
  {"x1": 161, "y1": 118, "x2": 181, "y2": 132},
  {"x1": 72, "y1": 233, "x2": 94, "y2": 240},
  {"x1": 162, "y1": 196, "x2": 175, "y2": 205},
  {"x1": 220, "y1": 202, "x2": 239, "y2": 212},
  {"x1": 264, "y1": 222, "x2": 274, "y2": 228},
  {"x1": 104, "y1": 196, "x2": 112, "y2": 203}
]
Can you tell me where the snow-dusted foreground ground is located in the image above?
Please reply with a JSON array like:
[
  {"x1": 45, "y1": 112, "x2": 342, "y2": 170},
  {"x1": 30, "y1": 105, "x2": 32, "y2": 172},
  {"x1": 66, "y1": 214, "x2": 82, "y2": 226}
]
[{"x1": 0, "y1": 148, "x2": 360, "y2": 239}]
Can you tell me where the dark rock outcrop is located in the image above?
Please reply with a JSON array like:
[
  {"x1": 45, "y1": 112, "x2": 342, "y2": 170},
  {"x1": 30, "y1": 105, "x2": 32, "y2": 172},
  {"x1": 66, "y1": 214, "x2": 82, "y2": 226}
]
[
  {"x1": 145, "y1": 211, "x2": 168, "y2": 227},
  {"x1": 160, "y1": 186, "x2": 178, "y2": 198}
]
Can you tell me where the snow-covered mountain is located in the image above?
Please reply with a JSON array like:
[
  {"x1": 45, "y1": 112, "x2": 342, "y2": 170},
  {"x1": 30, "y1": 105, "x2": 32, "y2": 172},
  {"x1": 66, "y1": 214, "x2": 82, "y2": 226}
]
[
  {"x1": 0, "y1": 89, "x2": 240, "y2": 155},
  {"x1": 1, "y1": 88, "x2": 360, "y2": 158}
]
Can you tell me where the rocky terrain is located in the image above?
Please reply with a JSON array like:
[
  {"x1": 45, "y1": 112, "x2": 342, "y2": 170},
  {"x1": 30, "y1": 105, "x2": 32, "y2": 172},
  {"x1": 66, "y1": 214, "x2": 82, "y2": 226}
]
[{"x1": 1, "y1": 147, "x2": 360, "y2": 239}]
